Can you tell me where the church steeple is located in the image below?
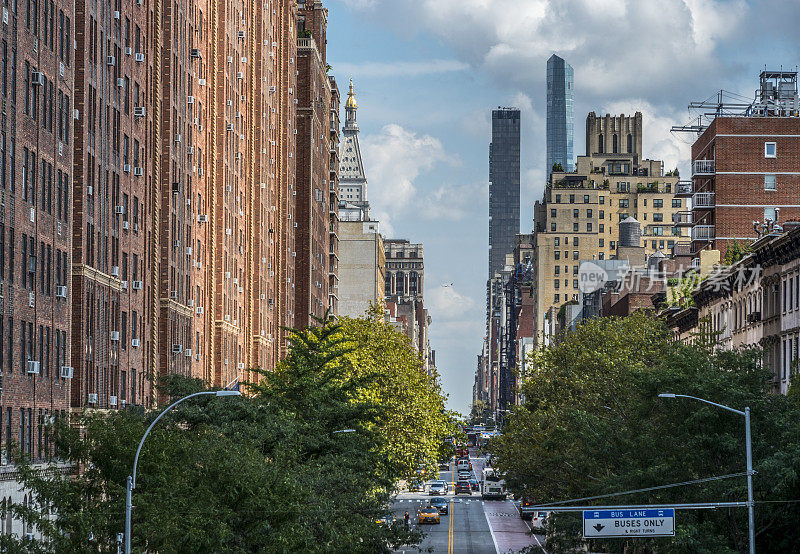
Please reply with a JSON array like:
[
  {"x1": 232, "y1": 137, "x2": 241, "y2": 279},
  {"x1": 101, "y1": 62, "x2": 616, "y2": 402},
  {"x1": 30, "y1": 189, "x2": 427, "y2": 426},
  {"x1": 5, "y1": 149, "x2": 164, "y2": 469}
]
[{"x1": 344, "y1": 78, "x2": 358, "y2": 129}]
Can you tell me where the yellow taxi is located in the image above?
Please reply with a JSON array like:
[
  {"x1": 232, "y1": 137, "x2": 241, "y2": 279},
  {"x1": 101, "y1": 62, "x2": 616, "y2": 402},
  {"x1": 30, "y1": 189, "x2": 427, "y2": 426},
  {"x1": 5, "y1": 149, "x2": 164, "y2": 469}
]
[{"x1": 418, "y1": 505, "x2": 441, "y2": 524}]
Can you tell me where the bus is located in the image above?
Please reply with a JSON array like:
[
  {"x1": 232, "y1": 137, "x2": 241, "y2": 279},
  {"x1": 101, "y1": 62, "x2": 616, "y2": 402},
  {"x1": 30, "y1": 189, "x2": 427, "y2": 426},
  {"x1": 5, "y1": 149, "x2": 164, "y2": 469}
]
[{"x1": 481, "y1": 467, "x2": 506, "y2": 500}]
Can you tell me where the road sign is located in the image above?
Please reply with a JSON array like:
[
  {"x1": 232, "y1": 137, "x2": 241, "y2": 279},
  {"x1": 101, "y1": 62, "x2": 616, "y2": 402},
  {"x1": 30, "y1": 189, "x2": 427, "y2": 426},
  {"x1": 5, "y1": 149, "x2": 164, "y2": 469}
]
[{"x1": 583, "y1": 509, "x2": 675, "y2": 538}]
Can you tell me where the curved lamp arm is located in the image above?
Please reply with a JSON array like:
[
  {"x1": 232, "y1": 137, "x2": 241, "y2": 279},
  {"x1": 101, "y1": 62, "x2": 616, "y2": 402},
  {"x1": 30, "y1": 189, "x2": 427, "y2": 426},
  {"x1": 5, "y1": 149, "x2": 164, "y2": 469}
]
[
  {"x1": 131, "y1": 390, "x2": 240, "y2": 488},
  {"x1": 658, "y1": 393, "x2": 744, "y2": 416}
]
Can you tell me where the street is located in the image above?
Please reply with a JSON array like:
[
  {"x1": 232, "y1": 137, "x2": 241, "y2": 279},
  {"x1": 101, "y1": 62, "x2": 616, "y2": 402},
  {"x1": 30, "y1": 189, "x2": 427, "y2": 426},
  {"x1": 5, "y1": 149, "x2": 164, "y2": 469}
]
[{"x1": 391, "y1": 450, "x2": 545, "y2": 553}]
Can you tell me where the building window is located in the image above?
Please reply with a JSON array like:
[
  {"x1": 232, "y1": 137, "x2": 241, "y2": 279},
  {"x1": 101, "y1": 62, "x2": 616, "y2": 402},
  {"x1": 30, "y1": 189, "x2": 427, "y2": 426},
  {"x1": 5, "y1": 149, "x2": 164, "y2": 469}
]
[
  {"x1": 550, "y1": 222, "x2": 556, "y2": 232},
  {"x1": 573, "y1": 279, "x2": 579, "y2": 289},
  {"x1": 586, "y1": 222, "x2": 592, "y2": 232},
  {"x1": 572, "y1": 223, "x2": 578, "y2": 232},
  {"x1": 653, "y1": 199, "x2": 663, "y2": 208},
  {"x1": 653, "y1": 213, "x2": 663, "y2": 222},
  {"x1": 584, "y1": 195, "x2": 589, "y2": 203},
  {"x1": 554, "y1": 294, "x2": 560, "y2": 303},
  {"x1": 598, "y1": 252, "x2": 605, "y2": 260},
  {"x1": 573, "y1": 265, "x2": 579, "y2": 275},
  {"x1": 554, "y1": 251, "x2": 560, "y2": 260},
  {"x1": 587, "y1": 209, "x2": 593, "y2": 218},
  {"x1": 599, "y1": 224, "x2": 604, "y2": 233},
  {"x1": 550, "y1": 208, "x2": 557, "y2": 218},
  {"x1": 627, "y1": 133, "x2": 632, "y2": 153},
  {"x1": 599, "y1": 238, "x2": 604, "y2": 247},
  {"x1": 569, "y1": 194, "x2": 575, "y2": 203},
  {"x1": 598, "y1": 210, "x2": 604, "y2": 219},
  {"x1": 668, "y1": 240, "x2": 675, "y2": 249},
  {"x1": 573, "y1": 237, "x2": 579, "y2": 246},
  {"x1": 555, "y1": 194, "x2": 561, "y2": 203},
  {"x1": 652, "y1": 226, "x2": 663, "y2": 236},
  {"x1": 764, "y1": 142, "x2": 776, "y2": 158},
  {"x1": 573, "y1": 209, "x2": 579, "y2": 218},
  {"x1": 764, "y1": 174, "x2": 776, "y2": 190},
  {"x1": 765, "y1": 207, "x2": 777, "y2": 222},
  {"x1": 610, "y1": 241, "x2": 616, "y2": 250},
  {"x1": 554, "y1": 266, "x2": 560, "y2": 276},
  {"x1": 672, "y1": 198, "x2": 681, "y2": 208},
  {"x1": 619, "y1": 198, "x2": 629, "y2": 208},
  {"x1": 599, "y1": 196, "x2": 605, "y2": 205},
  {"x1": 554, "y1": 237, "x2": 560, "y2": 246},
  {"x1": 573, "y1": 251, "x2": 579, "y2": 260},
  {"x1": 554, "y1": 279, "x2": 560, "y2": 289}
]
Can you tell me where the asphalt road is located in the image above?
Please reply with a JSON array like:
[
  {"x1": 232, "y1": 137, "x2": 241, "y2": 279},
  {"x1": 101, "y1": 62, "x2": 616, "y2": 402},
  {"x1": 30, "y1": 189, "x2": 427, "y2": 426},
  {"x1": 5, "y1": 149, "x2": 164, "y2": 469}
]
[{"x1": 391, "y1": 451, "x2": 545, "y2": 553}]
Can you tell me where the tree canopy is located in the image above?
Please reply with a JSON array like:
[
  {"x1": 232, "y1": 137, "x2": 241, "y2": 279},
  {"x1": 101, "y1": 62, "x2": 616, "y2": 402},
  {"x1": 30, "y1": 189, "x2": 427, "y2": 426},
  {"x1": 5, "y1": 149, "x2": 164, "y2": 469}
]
[
  {"x1": 2, "y1": 315, "x2": 450, "y2": 553},
  {"x1": 495, "y1": 312, "x2": 800, "y2": 553}
]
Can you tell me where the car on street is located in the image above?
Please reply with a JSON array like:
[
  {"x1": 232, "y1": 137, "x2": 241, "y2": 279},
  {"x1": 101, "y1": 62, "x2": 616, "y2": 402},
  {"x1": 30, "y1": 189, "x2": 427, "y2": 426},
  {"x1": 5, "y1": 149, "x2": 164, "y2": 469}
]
[
  {"x1": 530, "y1": 511, "x2": 549, "y2": 531},
  {"x1": 428, "y1": 481, "x2": 447, "y2": 495},
  {"x1": 468, "y1": 477, "x2": 479, "y2": 492},
  {"x1": 375, "y1": 514, "x2": 394, "y2": 526},
  {"x1": 430, "y1": 497, "x2": 449, "y2": 514},
  {"x1": 439, "y1": 461, "x2": 450, "y2": 470},
  {"x1": 457, "y1": 458, "x2": 471, "y2": 471},
  {"x1": 454, "y1": 480, "x2": 472, "y2": 495},
  {"x1": 408, "y1": 479, "x2": 424, "y2": 492},
  {"x1": 457, "y1": 470, "x2": 471, "y2": 480},
  {"x1": 418, "y1": 506, "x2": 441, "y2": 524}
]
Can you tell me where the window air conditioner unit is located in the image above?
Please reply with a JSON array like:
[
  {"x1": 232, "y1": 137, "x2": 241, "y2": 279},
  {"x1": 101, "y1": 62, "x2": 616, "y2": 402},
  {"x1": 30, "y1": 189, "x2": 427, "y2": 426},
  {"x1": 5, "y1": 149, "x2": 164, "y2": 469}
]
[
  {"x1": 237, "y1": 71, "x2": 244, "y2": 79},
  {"x1": 117, "y1": 78, "x2": 124, "y2": 87},
  {"x1": 109, "y1": 396, "x2": 118, "y2": 407},
  {"x1": 175, "y1": 134, "x2": 182, "y2": 143},
  {"x1": 87, "y1": 185, "x2": 93, "y2": 195},
  {"x1": 131, "y1": 338, "x2": 141, "y2": 347},
  {"x1": 260, "y1": 293, "x2": 266, "y2": 300},
  {"x1": 269, "y1": 86, "x2": 276, "y2": 93},
  {"x1": 170, "y1": 290, "x2": 178, "y2": 299},
  {"x1": 88, "y1": 393, "x2": 98, "y2": 404},
  {"x1": 111, "y1": 265, "x2": 120, "y2": 276},
  {"x1": 31, "y1": 72, "x2": 44, "y2": 86},
  {"x1": 132, "y1": 280, "x2": 143, "y2": 290},
  {"x1": 185, "y1": 247, "x2": 192, "y2": 255},
  {"x1": 187, "y1": 95, "x2": 194, "y2": 104},
  {"x1": 240, "y1": 57, "x2": 247, "y2": 64},
  {"x1": 226, "y1": 228, "x2": 232, "y2": 236},
  {"x1": 191, "y1": 49, "x2": 201, "y2": 58},
  {"x1": 106, "y1": 55, "x2": 116, "y2": 66},
  {"x1": 173, "y1": 239, "x2": 180, "y2": 248},
  {"x1": 238, "y1": 362, "x2": 245, "y2": 370},
  {"x1": 224, "y1": 314, "x2": 231, "y2": 322},
  {"x1": 134, "y1": 106, "x2": 145, "y2": 117},
  {"x1": 125, "y1": 47, "x2": 132, "y2": 56},
  {"x1": 227, "y1": 100, "x2": 233, "y2": 107},
  {"x1": 134, "y1": 167, "x2": 143, "y2": 176},
  {"x1": 123, "y1": 163, "x2": 131, "y2": 173},
  {"x1": 115, "y1": 205, "x2": 125, "y2": 214},
  {"x1": 187, "y1": 298, "x2": 194, "y2": 307},
  {"x1": 198, "y1": 214, "x2": 208, "y2": 223},
  {"x1": 27, "y1": 360, "x2": 40, "y2": 374},
  {"x1": 121, "y1": 280, "x2": 128, "y2": 290},
  {"x1": 227, "y1": 123, "x2": 234, "y2": 131},
  {"x1": 187, "y1": 145, "x2": 194, "y2": 154},
  {"x1": 135, "y1": 53, "x2": 145, "y2": 62},
  {"x1": 185, "y1": 349, "x2": 192, "y2": 357},
  {"x1": 114, "y1": 10, "x2": 120, "y2": 19},
  {"x1": 60, "y1": 366, "x2": 73, "y2": 379},
  {"x1": 233, "y1": 277, "x2": 239, "y2": 285},
  {"x1": 172, "y1": 344, "x2": 183, "y2": 353},
  {"x1": 237, "y1": 30, "x2": 245, "y2": 39},
  {"x1": 122, "y1": 220, "x2": 130, "y2": 230},
  {"x1": 196, "y1": 306, "x2": 204, "y2": 314},
  {"x1": 198, "y1": 78, "x2": 206, "y2": 86},
  {"x1": 110, "y1": 331, "x2": 120, "y2": 341},
  {"x1": 55, "y1": 285, "x2": 67, "y2": 298}
]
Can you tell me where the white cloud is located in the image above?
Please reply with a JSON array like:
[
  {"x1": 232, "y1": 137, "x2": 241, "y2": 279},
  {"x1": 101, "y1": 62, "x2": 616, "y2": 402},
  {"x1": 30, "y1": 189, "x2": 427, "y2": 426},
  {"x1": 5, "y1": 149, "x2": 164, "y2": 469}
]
[
  {"x1": 360, "y1": 123, "x2": 453, "y2": 228},
  {"x1": 335, "y1": 59, "x2": 469, "y2": 78},
  {"x1": 427, "y1": 285, "x2": 477, "y2": 321}
]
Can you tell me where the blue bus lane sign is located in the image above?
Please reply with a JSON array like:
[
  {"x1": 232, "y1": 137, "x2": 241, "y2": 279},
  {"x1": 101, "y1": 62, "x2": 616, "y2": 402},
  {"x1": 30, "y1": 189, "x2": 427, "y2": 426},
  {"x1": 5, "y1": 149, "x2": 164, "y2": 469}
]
[{"x1": 583, "y1": 509, "x2": 676, "y2": 538}]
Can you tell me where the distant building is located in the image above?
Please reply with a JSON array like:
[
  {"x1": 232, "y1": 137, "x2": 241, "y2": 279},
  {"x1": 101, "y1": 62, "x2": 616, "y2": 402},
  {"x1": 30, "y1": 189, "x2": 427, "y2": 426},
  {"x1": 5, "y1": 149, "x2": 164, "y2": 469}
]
[
  {"x1": 532, "y1": 111, "x2": 687, "y2": 345},
  {"x1": 547, "y1": 54, "x2": 574, "y2": 177},
  {"x1": 338, "y1": 80, "x2": 370, "y2": 219},
  {"x1": 489, "y1": 108, "x2": 521, "y2": 279},
  {"x1": 338, "y1": 221, "x2": 385, "y2": 318},
  {"x1": 384, "y1": 240, "x2": 434, "y2": 371}
]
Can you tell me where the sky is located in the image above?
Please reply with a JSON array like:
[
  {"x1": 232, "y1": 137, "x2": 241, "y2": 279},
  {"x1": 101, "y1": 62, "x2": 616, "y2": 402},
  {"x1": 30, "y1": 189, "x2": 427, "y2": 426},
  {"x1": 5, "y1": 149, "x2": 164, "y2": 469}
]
[{"x1": 324, "y1": 0, "x2": 800, "y2": 414}]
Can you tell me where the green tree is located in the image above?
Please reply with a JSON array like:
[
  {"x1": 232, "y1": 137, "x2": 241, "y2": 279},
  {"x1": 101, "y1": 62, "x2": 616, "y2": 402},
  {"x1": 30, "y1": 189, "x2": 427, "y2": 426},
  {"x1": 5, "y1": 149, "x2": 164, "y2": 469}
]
[
  {"x1": 496, "y1": 312, "x2": 800, "y2": 553},
  {"x1": 1, "y1": 316, "x2": 435, "y2": 553},
  {"x1": 552, "y1": 163, "x2": 564, "y2": 172}
]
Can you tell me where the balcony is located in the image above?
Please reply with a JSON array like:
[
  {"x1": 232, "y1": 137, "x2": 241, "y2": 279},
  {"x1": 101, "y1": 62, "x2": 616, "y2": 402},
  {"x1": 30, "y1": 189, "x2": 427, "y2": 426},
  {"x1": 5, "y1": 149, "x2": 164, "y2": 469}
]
[
  {"x1": 675, "y1": 180, "x2": 693, "y2": 197},
  {"x1": 692, "y1": 160, "x2": 715, "y2": 176},
  {"x1": 692, "y1": 192, "x2": 715, "y2": 208},
  {"x1": 691, "y1": 224, "x2": 715, "y2": 241},
  {"x1": 673, "y1": 211, "x2": 694, "y2": 226}
]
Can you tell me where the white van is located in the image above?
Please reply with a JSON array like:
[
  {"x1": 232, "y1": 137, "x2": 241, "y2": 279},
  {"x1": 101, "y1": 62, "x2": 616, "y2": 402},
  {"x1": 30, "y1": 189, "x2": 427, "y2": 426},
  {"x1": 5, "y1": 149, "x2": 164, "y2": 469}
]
[{"x1": 456, "y1": 458, "x2": 471, "y2": 471}]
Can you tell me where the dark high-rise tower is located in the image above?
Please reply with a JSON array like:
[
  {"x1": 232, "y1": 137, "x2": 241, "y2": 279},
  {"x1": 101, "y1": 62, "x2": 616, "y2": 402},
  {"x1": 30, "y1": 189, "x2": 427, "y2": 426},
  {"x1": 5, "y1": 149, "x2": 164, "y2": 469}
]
[
  {"x1": 488, "y1": 108, "x2": 521, "y2": 278},
  {"x1": 546, "y1": 54, "x2": 574, "y2": 178}
]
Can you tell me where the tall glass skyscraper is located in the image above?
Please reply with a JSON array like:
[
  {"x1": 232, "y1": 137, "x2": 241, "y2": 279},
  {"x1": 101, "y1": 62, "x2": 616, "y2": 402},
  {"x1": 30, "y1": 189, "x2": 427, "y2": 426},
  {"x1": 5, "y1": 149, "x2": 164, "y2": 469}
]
[
  {"x1": 546, "y1": 54, "x2": 574, "y2": 178},
  {"x1": 488, "y1": 108, "x2": 521, "y2": 278}
]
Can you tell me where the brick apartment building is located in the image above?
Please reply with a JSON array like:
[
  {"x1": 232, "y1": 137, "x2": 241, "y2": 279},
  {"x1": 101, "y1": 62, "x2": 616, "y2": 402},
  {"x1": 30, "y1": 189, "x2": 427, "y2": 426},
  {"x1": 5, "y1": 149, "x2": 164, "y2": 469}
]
[
  {"x1": 295, "y1": 0, "x2": 335, "y2": 328},
  {"x1": 0, "y1": 0, "x2": 76, "y2": 534},
  {"x1": 680, "y1": 71, "x2": 800, "y2": 261},
  {"x1": 328, "y1": 76, "x2": 340, "y2": 316}
]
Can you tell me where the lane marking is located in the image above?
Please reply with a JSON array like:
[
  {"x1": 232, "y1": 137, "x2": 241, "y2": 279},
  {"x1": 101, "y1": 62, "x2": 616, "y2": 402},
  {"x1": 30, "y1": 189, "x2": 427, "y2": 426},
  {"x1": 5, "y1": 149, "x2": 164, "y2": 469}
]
[
  {"x1": 482, "y1": 502, "x2": 500, "y2": 553},
  {"x1": 448, "y1": 499, "x2": 454, "y2": 554}
]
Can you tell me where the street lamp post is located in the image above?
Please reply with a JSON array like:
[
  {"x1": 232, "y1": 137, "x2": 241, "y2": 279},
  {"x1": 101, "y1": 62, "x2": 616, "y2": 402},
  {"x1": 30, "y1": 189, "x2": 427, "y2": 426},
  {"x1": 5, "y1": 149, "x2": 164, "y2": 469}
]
[
  {"x1": 124, "y1": 390, "x2": 241, "y2": 554},
  {"x1": 659, "y1": 393, "x2": 755, "y2": 554}
]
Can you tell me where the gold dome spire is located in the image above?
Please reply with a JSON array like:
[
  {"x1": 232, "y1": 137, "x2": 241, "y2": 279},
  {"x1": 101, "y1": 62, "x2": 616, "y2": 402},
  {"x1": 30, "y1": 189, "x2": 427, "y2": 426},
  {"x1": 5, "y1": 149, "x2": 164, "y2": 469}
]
[{"x1": 345, "y1": 78, "x2": 357, "y2": 109}]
